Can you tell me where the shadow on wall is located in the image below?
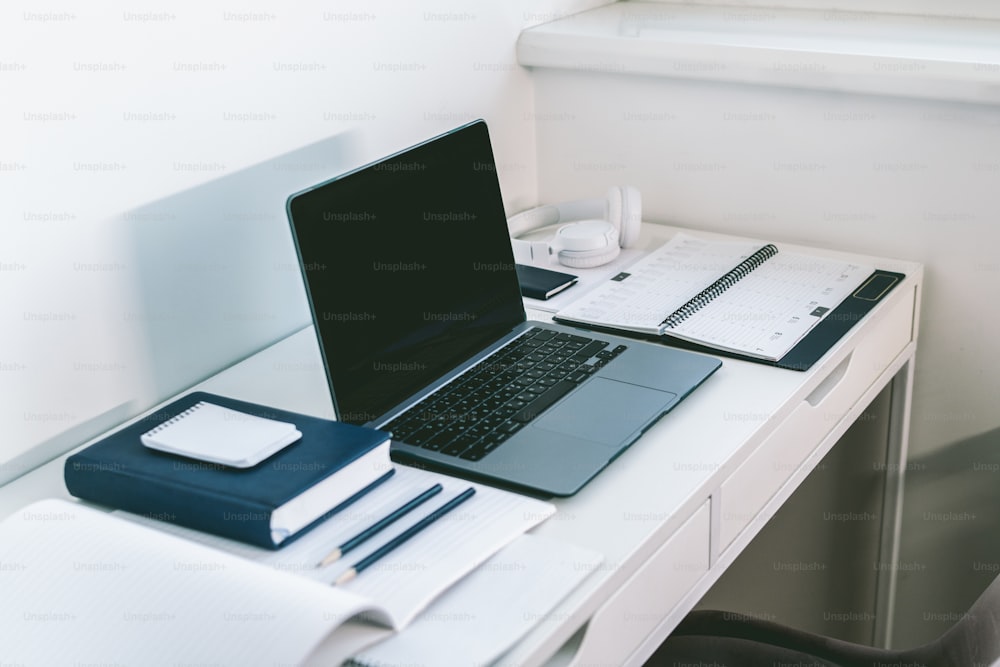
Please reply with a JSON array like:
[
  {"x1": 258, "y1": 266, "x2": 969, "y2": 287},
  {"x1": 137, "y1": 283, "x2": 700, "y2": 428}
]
[
  {"x1": 121, "y1": 131, "x2": 361, "y2": 403},
  {"x1": 893, "y1": 426, "x2": 1000, "y2": 648}
]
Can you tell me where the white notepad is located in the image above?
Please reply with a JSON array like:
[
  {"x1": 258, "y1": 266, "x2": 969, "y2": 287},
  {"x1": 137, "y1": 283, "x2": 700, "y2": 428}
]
[{"x1": 140, "y1": 401, "x2": 302, "y2": 468}]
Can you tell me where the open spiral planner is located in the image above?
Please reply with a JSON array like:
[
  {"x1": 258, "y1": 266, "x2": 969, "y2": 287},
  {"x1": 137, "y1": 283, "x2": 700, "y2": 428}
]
[{"x1": 553, "y1": 232, "x2": 886, "y2": 365}]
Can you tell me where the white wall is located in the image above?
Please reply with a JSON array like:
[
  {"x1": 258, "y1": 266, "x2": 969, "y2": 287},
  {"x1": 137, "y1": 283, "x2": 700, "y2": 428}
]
[
  {"x1": 529, "y1": 69, "x2": 1000, "y2": 462},
  {"x1": 0, "y1": 0, "x2": 607, "y2": 482},
  {"x1": 527, "y1": 64, "x2": 1000, "y2": 646}
]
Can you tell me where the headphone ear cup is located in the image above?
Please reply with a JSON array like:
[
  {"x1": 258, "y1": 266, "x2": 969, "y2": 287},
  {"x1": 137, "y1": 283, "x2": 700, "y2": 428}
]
[
  {"x1": 605, "y1": 186, "x2": 623, "y2": 229},
  {"x1": 620, "y1": 186, "x2": 642, "y2": 248},
  {"x1": 607, "y1": 185, "x2": 642, "y2": 248},
  {"x1": 559, "y1": 243, "x2": 620, "y2": 269},
  {"x1": 553, "y1": 220, "x2": 621, "y2": 269}
]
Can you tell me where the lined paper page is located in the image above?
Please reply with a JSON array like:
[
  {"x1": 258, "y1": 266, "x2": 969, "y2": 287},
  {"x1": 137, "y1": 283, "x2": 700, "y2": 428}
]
[
  {"x1": 1, "y1": 499, "x2": 374, "y2": 667},
  {"x1": 119, "y1": 465, "x2": 556, "y2": 629},
  {"x1": 555, "y1": 233, "x2": 763, "y2": 333},
  {"x1": 347, "y1": 533, "x2": 604, "y2": 667}
]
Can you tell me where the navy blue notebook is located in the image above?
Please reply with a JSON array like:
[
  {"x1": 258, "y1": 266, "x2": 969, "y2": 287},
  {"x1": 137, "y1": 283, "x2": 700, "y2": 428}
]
[{"x1": 64, "y1": 391, "x2": 393, "y2": 549}]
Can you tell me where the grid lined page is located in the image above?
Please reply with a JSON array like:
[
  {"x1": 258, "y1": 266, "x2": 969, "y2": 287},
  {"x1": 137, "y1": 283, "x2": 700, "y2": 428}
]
[
  {"x1": 555, "y1": 233, "x2": 763, "y2": 333},
  {"x1": 667, "y1": 251, "x2": 872, "y2": 360},
  {"x1": 555, "y1": 232, "x2": 874, "y2": 361}
]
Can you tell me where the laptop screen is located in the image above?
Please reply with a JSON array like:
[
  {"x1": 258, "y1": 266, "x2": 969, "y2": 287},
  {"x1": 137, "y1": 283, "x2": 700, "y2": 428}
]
[{"x1": 287, "y1": 121, "x2": 525, "y2": 425}]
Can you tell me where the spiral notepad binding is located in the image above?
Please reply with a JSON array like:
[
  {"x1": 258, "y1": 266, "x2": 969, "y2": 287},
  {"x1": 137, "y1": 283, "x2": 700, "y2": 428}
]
[
  {"x1": 142, "y1": 402, "x2": 207, "y2": 439},
  {"x1": 661, "y1": 244, "x2": 778, "y2": 329}
]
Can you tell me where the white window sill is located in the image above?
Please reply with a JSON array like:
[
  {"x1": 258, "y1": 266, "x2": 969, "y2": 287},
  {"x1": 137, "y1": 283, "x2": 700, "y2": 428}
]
[{"x1": 517, "y1": 1, "x2": 1000, "y2": 105}]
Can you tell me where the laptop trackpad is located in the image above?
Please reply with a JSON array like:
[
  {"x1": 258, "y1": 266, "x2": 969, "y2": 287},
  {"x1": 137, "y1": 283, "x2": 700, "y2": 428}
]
[{"x1": 534, "y1": 377, "x2": 677, "y2": 446}]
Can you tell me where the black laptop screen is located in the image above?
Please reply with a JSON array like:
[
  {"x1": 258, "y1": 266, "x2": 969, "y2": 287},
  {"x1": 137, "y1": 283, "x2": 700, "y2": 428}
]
[{"x1": 287, "y1": 121, "x2": 525, "y2": 425}]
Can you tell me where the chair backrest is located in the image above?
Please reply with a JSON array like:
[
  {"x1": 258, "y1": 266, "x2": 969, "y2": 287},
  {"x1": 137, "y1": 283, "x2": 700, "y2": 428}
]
[{"x1": 911, "y1": 573, "x2": 1000, "y2": 666}]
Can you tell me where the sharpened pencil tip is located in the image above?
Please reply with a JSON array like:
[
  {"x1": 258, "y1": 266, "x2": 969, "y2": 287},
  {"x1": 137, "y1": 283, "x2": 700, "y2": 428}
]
[
  {"x1": 334, "y1": 568, "x2": 357, "y2": 586},
  {"x1": 318, "y1": 547, "x2": 342, "y2": 568}
]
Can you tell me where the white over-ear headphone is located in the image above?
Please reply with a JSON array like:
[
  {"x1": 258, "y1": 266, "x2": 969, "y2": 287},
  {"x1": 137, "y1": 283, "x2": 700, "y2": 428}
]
[{"x1": 507, "y1": 186, "x2": 642, "y2": 269}]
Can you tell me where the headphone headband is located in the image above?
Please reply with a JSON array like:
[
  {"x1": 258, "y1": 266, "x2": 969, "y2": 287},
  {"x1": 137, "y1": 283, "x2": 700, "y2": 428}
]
[
  {"x1": 507, "y1": 186, "x2": 642, "y2": 269},
  {"x1": 506, "y1": 198, "x2": 605, "y2": 238}
]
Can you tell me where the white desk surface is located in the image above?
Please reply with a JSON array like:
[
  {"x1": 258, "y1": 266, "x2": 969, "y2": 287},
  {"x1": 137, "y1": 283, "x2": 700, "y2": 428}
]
[{"x1": 0, "y1": 224, "x2": 923, "y2": 666}]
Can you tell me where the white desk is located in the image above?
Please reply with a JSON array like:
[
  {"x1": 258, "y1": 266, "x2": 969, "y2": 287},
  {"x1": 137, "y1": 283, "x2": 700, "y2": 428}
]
[{"x1": 0, "y1": 224, "x2": 921, "y2": 666}]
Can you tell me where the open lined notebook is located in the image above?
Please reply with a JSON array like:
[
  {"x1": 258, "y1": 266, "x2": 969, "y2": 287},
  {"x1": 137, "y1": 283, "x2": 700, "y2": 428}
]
[
  {"x1": 4, "y1": 466, "x2": 602, "y2": 666},
  {"x1": 554, "y1": 232, "x2": 875, "y2": 362}
]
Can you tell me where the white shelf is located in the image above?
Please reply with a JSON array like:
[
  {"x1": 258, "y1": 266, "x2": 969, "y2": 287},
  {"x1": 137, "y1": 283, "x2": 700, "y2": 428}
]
[{"x1": 517, "y1": 1, "x2": 1000, "y2": 104}]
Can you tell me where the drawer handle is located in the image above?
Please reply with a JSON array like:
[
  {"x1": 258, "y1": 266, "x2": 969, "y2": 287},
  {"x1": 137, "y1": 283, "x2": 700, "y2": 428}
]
[{"x1": 805, "y1": 352, "x2": 851, "y2": 407}]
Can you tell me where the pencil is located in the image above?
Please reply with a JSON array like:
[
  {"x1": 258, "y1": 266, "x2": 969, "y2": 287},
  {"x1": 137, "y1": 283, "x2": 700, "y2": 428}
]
[
  {"x1": 334, "y1": 486, "x2": 476, "y2": 585},
  {"x1": 317, "y1": 483, "x2": 443, "y2": 567}
]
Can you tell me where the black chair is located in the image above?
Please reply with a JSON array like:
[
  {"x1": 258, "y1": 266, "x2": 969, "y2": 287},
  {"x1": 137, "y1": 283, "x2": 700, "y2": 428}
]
[{"x1": 647, "y1": 574, "x2": 1000, "y2": 667}]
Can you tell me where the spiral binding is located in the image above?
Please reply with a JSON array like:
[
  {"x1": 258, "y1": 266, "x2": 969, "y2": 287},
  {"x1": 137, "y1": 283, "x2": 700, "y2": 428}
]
[
  {"x1": 661, "y1": 243, "x2": 778, "y2": 329},
  {"x1": 142, "y1": 402, "x2": 206, "y2": 439}
]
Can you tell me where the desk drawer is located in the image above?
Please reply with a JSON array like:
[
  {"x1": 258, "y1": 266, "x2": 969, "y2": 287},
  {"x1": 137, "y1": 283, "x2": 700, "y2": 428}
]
[
  {"x1": 571, "y1": 501, "x2": 710, "y2": 666},
  {"x1": 718, "y1": 286, "x2": 914, "y2": 552}
]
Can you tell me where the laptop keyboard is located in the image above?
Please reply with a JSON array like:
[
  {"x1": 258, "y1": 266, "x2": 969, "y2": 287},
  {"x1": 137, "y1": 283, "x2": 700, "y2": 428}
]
[{"x1": 384, "y1": 327, "x2": 627, "y2": 461}]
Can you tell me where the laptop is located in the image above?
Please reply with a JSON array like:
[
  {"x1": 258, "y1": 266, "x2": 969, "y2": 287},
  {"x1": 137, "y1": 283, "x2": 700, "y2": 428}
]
[{"x1": 286, "y1": 120, "x2": 721, "y2": 496}]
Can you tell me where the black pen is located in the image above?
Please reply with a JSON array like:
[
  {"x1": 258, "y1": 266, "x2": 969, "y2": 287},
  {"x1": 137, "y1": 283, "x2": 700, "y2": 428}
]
[
  {"x1": 334, "y1": 487, "x2": 476, "y2": 585},
  {"x1": 317, "y1": 483, "x2": 444, "y2": 567}
]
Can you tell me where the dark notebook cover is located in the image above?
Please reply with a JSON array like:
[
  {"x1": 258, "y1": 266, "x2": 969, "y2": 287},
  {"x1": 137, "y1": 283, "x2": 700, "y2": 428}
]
[
  {"x1": 64, "y1": 391, "x2": 392, "y2": 549},
  {"x1": 515, "y1": 263, "x2": 578, "y2": 300},
  {"x1": 773, "y1": 270, "x2": 905, "y2": 370}
]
